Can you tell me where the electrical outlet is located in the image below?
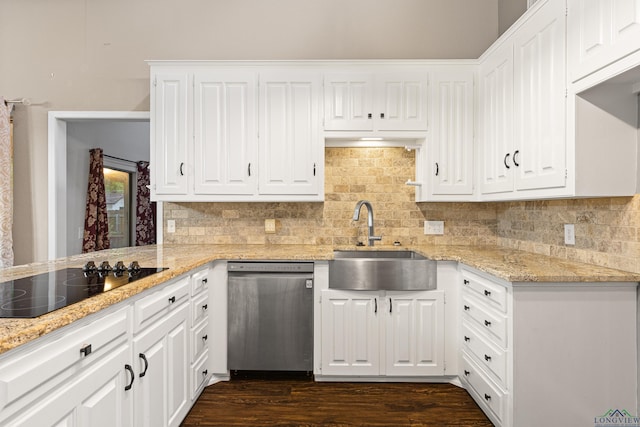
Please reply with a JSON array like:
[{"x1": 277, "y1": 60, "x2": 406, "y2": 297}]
[
  {"x1": 564, "y1": 224, "x2": 575, "y2": 245},
  {"x1": 265, "y1": 219, "x2": 276, "y2": 234},
  {"x1": 167, "y1": 220, "x2": 176, "y2": 233},
  {"x1": 424, "y1": 220, "x2": 444, "y2": 235}
]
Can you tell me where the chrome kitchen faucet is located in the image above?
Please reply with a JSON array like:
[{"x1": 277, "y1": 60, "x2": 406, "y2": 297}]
[{"x1": 353, "y1": 200, "x2": 382, "y2": 246}]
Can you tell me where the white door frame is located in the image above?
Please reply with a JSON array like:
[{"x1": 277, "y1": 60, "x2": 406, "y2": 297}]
[{"x1": 47, "y1": 111, "x2": 159, "y2": 260}]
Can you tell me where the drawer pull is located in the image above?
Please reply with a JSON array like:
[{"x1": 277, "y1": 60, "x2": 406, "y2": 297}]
[
  {"x1": 202, "y1": 304, "x2": 208, "y2": 311},
  {"x1": 484, "y1": 354, "x2": 492, "y2": 362},
  {"x1": 80, "y1": 344, "x2": 92, "y2": 357},
  {"x1": 202, "y1": 278, "x2": 208, "y2": 284},
  {"x1": 168, "y1": 296, "x2": 176, "y2": 304},
  {"x1": 463, "y1": 305, "x2": 470, "y2": 311},
  {"x1": 484, "y1": 320, "x2": 492, "y2": 327},
  {"x1": 484, "y1": 289, "x2": 491, "y2": 297},
  {"x1": 464, "y1": 370, "x2": 470, "y2": 376},
  {"x1": 202, "y1": 334, "x2": 208, "y2": 342},
  {"x1": 484, "y1": 393, "x2": 492, "y2": 402},
  {"x1": 202, "y1": 369, "x2": 208, "y2": 377},
  {"x1": 464, "y1": 336, "x2": 470, "y2": 342},
  {"x1": 124, "y1": 364, "x2": 135, "y2": 391},
  {"x1": 139, "y1": 353, "x2": 149, "y2": 378},
  {"x1": 463, "y1": 279, "x2": 470, "y2": 285}
]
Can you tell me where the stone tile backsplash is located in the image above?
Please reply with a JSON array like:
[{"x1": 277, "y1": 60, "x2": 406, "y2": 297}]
[{"x1": 163, "y1": 147, "x2": 640, "y2": 273}]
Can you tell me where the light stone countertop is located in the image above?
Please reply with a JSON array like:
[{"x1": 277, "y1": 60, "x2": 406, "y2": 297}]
[{"x1": 0, "y1": 243, "x2": 638, "y2": 355}]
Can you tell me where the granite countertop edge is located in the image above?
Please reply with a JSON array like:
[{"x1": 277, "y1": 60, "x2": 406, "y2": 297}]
[{"x1": 0, "y1": 243, "x2": 638, "y2": 356}]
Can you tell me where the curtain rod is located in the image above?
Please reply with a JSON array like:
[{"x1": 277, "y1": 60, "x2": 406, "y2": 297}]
[
  {"x1": 4, "y1": 98, "x2": 30, "y2": 105},
  {"x1": 103, "y1": 154, "x2": 141, "y2": 165}
]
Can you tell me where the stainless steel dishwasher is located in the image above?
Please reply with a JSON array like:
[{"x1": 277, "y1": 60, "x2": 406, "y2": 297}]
[{"x1": 227, "y1": 261, "x2": 314, "y2": 372}]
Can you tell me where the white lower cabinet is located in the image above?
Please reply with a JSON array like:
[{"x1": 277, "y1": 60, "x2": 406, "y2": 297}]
[
  {"x1": 459, "y1": 264, "x2": 638, "y2": 427},
  {"x1": 0, "y1": 265, "x2": 213, "y2": 427},
  {"x1": 320, "y1": 289, "x2": 445, "y2": 377}
]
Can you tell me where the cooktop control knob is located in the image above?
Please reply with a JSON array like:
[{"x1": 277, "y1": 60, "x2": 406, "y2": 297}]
[
  {"x1": 98, "y1": 261, "x2": 112, "y2": 273},
  {"x1": 128, "y1": 261, "x2": 140, "y2": 272},
  {"x1": 114, "y1": 261, "x2": 126, "y2": 273},
  {"x1": 82, "y1": 261, "x2": 97, "y2": 274}
]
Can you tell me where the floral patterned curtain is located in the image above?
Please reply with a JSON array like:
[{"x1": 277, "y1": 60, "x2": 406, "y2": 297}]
[
  {"x1": 82, "y1": 148, "x2": 110, "y2": 253},
  {"x1": 0, "y1": 98, "x2": 14, "y2": 267},
  {"x1": 135, "y1": 161, "x2": 156, "y2": 246}
]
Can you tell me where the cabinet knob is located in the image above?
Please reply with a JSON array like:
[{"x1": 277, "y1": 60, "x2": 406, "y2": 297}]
[
  {"x1": 80, "y1": 344, "x2": 92, "y2": 357},
  {"x1": 484, "y1": 289, "x2": 492, "y2": 297},
  {"x1": 367, "y1": 113, "x2": 372, "y2": 119},
  {"x1": 380, "y1": 113, "x2": 385, "y2": 119},
  {"x1": 464, "y1": 336, "x2": 470, "y2": 342},
  {"x1": 463, "y1": 279, "x2": 469, "y2": 285},
  {"x1": 464, "y1": 370, "x2": 470, "y2": 376},
  {"x1": 202, "y1": 304, "x2": 208, "y2": 311},
  {"x1": 484, "y1": 393, "x2": 492, "y2": 402},
  {"x1": 202, "y1": 334, "x2": 208, "y2": 342},
  {"x1": 484, "y1": 320, "x2": 492, "y2": 327},
  {"x1": 202, "y1": 369, "x2": 209, "y2": 377},
  {"x1": 484, "y1": 354, "x2": 492, "y2": 362},
  {"x1": 202, "y1": 278, "x2": 208, "y2": 284},
  {"x1": 168, "y1": 296, "x2": 176, "y2": 304},
  {"x1": 464, "y1": 305, "x2": 470, "y2": 311}
]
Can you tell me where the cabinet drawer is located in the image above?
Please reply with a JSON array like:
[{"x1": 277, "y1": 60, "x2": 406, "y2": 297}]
[
  {"x1": 461, "y1": 270, "x2": 507, "y2": 312},
  {"x1": 462, "y1": 294, "x2": 507, "y2": 347},
  {"x1": 0, "y1": 306, "x2": 129, "y2": 414},
  {"x1": 462, "y1": 321, "x2": 506, "y2": 386},
  {"x1": 134, "y1": 276, "x2": 190, "y2": 333},
  {"x1": 191, "y1": 291, "x2": 209, "y2": 326},
  {"x1": 461, "y1": 352, "x2": 506, "y2": 424},
  {"x1": 192, "y1": 321, "x2": 209, "y2": 362},
  {"x1": 191, "y1": 268, "x2": 209, "y2": 296},
  {"x1": 191, "y1": 351, "x2": 210, "y2": 400}
]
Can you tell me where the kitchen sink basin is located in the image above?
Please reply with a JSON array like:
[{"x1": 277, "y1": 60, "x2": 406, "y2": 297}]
[{"x1": 329, "y1": 250, "x2": 437, "y2": 291}]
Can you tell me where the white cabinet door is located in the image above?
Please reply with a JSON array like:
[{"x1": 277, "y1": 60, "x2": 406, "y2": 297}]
[
  {"x1": 385, "y1": 291, "x2": 445, "y2": 376},
  {"x1": 479, "y1": 42, "x2": 515, "y2": 195},
  {"x1": 259, "y1": 71, "x2": 322, "y2": 196},
  {"x1": 324, "y1": 73, "x2": 374, "y2": 131},
  {"x1": 5, "y1": 344, "x2": 132, "y2": 427},
  {"x1": 569, "y1": 0, "x2": 640, "y2": 81},
  {"x1": 133, "y1": 303, "x2": 190, "y2": 427},
  {"x1": 429, "y1": 70, "x2": 475, "y2": 196},
  {"x1": 193, "y1": 71, "x2": 257, "y2": 195},
  {"x1": 513, "y1": 0, "x2": 567, "y2": 191},
  {"x1": 320, "y1": 290, "x2": 380, "y2": 376},
  {"x1": 153, "y1": 72, "x2": 190, "y2": 196},
  {"x1": 375, "y1": 73, "x2": 429, "y2": 131}
]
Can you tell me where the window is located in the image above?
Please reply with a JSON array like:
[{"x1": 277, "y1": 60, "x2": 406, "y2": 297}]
[{"x1": 103, "y1": 167, "x2": 132, "y2": 248}]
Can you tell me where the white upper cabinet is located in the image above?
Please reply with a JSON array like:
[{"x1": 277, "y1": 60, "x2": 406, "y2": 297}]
[
  {"x1": 512, "y1": 0, "x2": 567, "y2": 192},
  {"x1": 426, "y1": 68, "x2": 475, "y2": 199},
  {"x1": 259, "y1": 70, "x2": 323, "y2": 197},
  {"x1": 193, "y1": 71, "x2": 257, "y2": 195},
  {"x1": 569, "y1": 0, "x2": 640, "y2": 82},
  {"x1": 152, "y1": 72, "x2": 190, "y2": 196},
  {"x1": 323, "y1": 70, "x2": 428, "y2": 133}
]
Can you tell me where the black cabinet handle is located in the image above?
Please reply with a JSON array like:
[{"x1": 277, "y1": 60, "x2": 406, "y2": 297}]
[
  {"x1": 202, "y1": 334, "x2": 208, "y2": 342},
  {"x1": 374, "y1": 298, "x2": 377, "y2": 314},
  {"x1": 484, "y1": 320, "x2": 492, "y2": 327},
  {"x1": 80, "y1": 344, "x2": 92, "y2": 357},
  {"x1": 313, "y1": 163, "x2": 316, "y2": 176},
  {"x1": 202, "y1": 304, "x2": 208, "y2": 311},
  {"x1": 463, "y1": 279, "x2": 469, "y2": 285},
  {"x1": 124, "y1": 364, "x2": 135, "y2": 391},
  {"x1": 139, "y1": 353, "x2": 149, "y2": 377},
  {"x1": 367, "y1": 113, "x2": 372, "y2": 119},
  {"x1": 484, "y1": 393, "x2": 492, "y2": 402},
  {"x1": 248, "y1": 163, "x2": 251, "y2": 177},
  {"x1": 484, "y1": 354, "x2": 492, "y2": 362},
  {"x1": 464, "y1": 370, "x2": 470, "y2": 376},
  {"x1": 484, "y1": 289, "x2": 492, "y2": 297},
  {"x1": 504, "y1": 153, "x2": 511, "y2": 169},
  {"x1": 513, "y1": 150, "x2": 520, "y2": 167},
  {"x1": 202, "y1": 369, "x2": 209, "y2": 377},
  {"x1": 202, "y1": 278, "x2": 208, "y2": 284},
  {"x1": 435, "y1": 162, "x2": 439, "y2": 176},
  {"x1": 168, "y1": 296, "x2": 176, "y2": 304},
  {"x1": 380, "y1": 113, "x2": 385, "y2": 119},
  {"x1": 464, "y1": 336, "x2": 470, "y2": 342},
  {"x1": 179, "y1": 162, "x2": 184, "y2": 176},
  {"x1": 463, "y1": 305, "x2": 470, "y2": 311},
  {"x1": 389, "y1": 298, "x2": 392, "y2": 313}
]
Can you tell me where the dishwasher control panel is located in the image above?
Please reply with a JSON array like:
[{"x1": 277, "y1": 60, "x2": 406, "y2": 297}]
[{"x1": 227, "y1": 262, "x2": 314, "y2": 273}]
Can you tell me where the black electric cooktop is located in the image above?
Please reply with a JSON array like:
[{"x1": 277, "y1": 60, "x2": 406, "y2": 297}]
[{"x1": 0, "y1": 261, "x2": 168, "y2": 318}]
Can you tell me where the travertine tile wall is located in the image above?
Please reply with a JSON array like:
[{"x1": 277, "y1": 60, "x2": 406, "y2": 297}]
[
  {"x1": 163, "y1": 147, "x2": 640, "y2": 273},
  {"x1": 162, "y1": 147, "x2": 497, "y2": 247},
  {"x1": 496, "y1": 197, "x2": 640, "y2": 273}
]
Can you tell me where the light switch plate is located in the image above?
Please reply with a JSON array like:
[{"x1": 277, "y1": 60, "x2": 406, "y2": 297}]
[
  {"x1": 424, "y1": 220, "x2": 444, "y2": 235},
  {"x1": 167, "y1": 220, "x2": 176, "y2": 233},
  {"x1": 265, "y1": 219, "x2": 276, "y2": 234},
  {"x1": 564, "y1": 224, "x2": 575, "y2": 245}
]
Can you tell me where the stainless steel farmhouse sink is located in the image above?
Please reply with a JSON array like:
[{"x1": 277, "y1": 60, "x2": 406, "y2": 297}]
[{"x1": 329, "y1": 250, "x2": 437, "y2": 291}]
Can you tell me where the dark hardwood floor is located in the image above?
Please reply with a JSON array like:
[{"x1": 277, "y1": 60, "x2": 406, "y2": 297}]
[{"x1": 181, "y1": 372, "x2": 494, "y2": 426}]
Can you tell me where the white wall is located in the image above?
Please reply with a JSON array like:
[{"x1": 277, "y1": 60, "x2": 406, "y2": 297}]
[
  {"x1": 0, "y1": 0, "x2": 500, "y2": 264},
  {"x1": 65, "y1": 120, "x2": 150, "y2": 256}
]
